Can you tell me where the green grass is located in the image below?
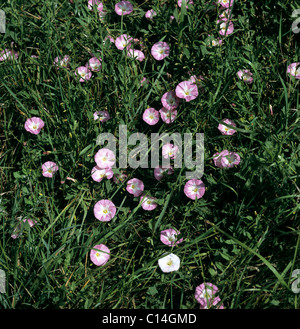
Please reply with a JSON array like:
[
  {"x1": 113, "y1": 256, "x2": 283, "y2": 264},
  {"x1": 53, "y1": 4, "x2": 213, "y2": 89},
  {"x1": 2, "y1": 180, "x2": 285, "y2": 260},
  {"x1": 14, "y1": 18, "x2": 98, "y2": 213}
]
[{"x1": 0, "y1": 0, "x2": 299, "y2": 309}]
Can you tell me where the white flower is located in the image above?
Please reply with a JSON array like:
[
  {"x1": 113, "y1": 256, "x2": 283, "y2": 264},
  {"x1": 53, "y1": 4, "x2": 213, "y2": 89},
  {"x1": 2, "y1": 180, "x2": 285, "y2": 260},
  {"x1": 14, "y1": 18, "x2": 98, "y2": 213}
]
[{"x1": 158, "y1": 253, "x2": 180, "y2": 273}]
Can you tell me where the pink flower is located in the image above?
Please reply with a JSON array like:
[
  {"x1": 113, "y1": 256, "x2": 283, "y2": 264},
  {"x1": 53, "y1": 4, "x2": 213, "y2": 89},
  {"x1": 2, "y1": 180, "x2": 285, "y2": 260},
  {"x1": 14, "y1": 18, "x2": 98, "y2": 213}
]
[
  {"x1": 213, "y1": 150, "x2": 240, "y2": 168},
  {"x1": 90, "y1": 244, "x2": 110, "y2": 266},
  {"x1": 126, "y1": 178, "x2": 144, "y2": 197},
  {"x1": 93, "y1": 110, "x2": 110, "y2": 122},
  {"x1": 91, "y1": 166, "x2": 113, "y2": 182},
  {"x1": 0, "y1": 49, "x2": 18, "y2": 61},
  {"x1": 94, "y1": 148, "x2": 116, "y2": 169},
  {"x1": 170, "y1": 15, "x2": 175, "y2": 22},
  {"x1": 178, "y1": 0, "x2": 194, "y2": 9},
  {"x1": 11, "y1": 218, "x2": 37, "y2": 239},
  {"x1": 42, "y1": 161, "x2": 59, "y2": 178},
  {"x1": 143, "y1": 108, "x2": 160, "y2": 125},
  {"x1": 218, "y1": 0, "x2": 234, "y2": 8},
  {"x1": 140, "y1": 77, "x2": 149, "y2": 86},
  {"x1": 160, "y1": 228, "x2": 183, "y2": 246},
  {"x1": 159, "y1": 108, "x2": 177, "y2": 124},
  {"x1": 161, "y1": 91, "x2": 180, "y2": 110},
  {"x1": 94, "y1": 199, "x2": 116, "y2": 222},
  {"x1": 115, "y1": 1, "x2": 133, "y2": 16},
  {"x1": 151, "y1": 42, "x2": 170, "y2": 61},
  {"x1": 162, "y1": 143, "x2": 179, "y2": 159},
  {"x1": 24, "y1": 117, "x2": 45, "y2": 135},
  {"x1": 127, "y1": 49, "x2": 145, "y2": 62},
  {"x1": 237, "y1": 69, "x2": 253, "y2": 84},
  {"x1": 184, "y1": 179, "x2": 205, "y2": 200},
  {"x1": 287, "y1": 62, "x2": 300, "y2": 79},
  {"x1": 175, "y1": 80, "x2": 199, "y2": 102},
  {"x1": 218, "y1": 19, "x2": 234, "y2": 36},
  {"x1": 86, "y1": 57, "x2": 102, "y2": 72},
  {"x1": 53, "y1": 55, "x2": 70, "y2": 68},
  {"x1": 115, "y1": 34, "x2": 133, "y2": 50},
  {"x1": 219, "y1": 8, "x2": 232, "y2": 19},
  {"x1": 195, "y1": 282, "x2": 224, "y2": 309},
  {"x1": 113, "y1": 172, "x2": 128, "y2": 184},
  {"x1": 140, "y1": 195, "x2": 157, "y2": 211},
  {"x1": 88, "y1": 0, "x2": 102, "y2": 10},
  {"x1": 154, "y1": 166, "x2": 174, "y2": 181},
  {"x1": 218, "y1": 118, "x2": 236, "y2": 135},
  {"x1": 98, "y1": 5, "x2": 108, "y2": 18},
  {"x1": 23, "y1": 218, "x2": 37, "y2": 227},
  {"x1": 145, "y1": 9, "x2": 157, "y2": 20},
  {"x1": 103, "y1": 35, "x2": 115, "y2": 44},
  {"x1": 75, "y1": 66, "x2": 92, "y2": 82},
  {"x1": 209, "y1": 37, "x2": 223, "y2": 47}
]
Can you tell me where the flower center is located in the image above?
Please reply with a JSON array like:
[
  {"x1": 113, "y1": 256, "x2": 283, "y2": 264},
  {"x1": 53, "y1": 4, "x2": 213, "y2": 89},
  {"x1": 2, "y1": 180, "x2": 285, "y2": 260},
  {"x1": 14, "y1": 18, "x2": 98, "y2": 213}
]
[
  {"x1": 149, "y1": 114, "x2": 154, "y2": 120},
  {"x1": 32, "y1": 125, "x2": 37, "y2": 130},
  {"x1": 167, "y1": 260, "x2": 173, "y2": 266},
  {"x1": 159, "y1": 49, "x2": 164, "y2": 55},
  {"x1": 103, "y1": 209, "x2": 108, "y2": 214}
]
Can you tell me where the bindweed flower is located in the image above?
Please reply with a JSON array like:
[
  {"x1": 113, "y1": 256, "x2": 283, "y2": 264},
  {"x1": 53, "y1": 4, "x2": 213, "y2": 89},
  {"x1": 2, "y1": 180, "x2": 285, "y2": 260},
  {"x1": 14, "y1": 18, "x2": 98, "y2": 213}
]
[
  {"x1": 175, "y1": 80, "x2": 199, "y2": 102},
  {"x1": 88, "y1": 0, "x2": 102, "y2": 10},
  {"x1": 145, "y1": 9, "x2": 157, "y2": 20},
  {"x1": 159, "y1": 108, "x2": 177, "y2": 124},
  {"x1": 0, "y1": 49, "x2": 18, "y2": 61},
  {"x1": 178, "y1": 0, "x2": 194, "y2": 9},
  {"x1": 160, "y1": 228, "x2": 183, "y2": 246},
  {"x1": 184, "y1": 179, "x2": 205, "y2": 200},
  {"x1": 75, "y1": 66, "x2": 92, "y2": 82},
  {"x1": 94, "y1": 148, "x2": 116, "y2": 169},
  {"x1": 219, "y1": 8, "x2": 233, "y2": 19},
  {"x1": 218, "y1": 0, "x2": 234, "y2": 8},
  {"x1": 24, "y1": 117, "x2": 45, "y2": 135},
  {"x1": 127, "y1": 49, "x2": 145, "y2": 62},
  {"x1": 103, "y1": 35, "x2": 115, "y2": 44},
  {"x1": 195, "y1": 282, "x2": 224, "y2": 309},
  {"x1": 93, "y1": 110, "x2": 110, "y2": 122},
  {"x1": 151, "y1": 42, "x2": 170, "y2": 61},
  {"x1": 154, "y1": 166, "x2": 174, "y2": 181},
  {"x1": 143, "y1": 108, "x2": 160, "y2": 125},
  {"x1": 94, "y1": 199, "x2": 116, "y2": 222},
  {"x1": 11, "y1": 218, "x2": 37, "y2": 239},
  {"x1": 218, "y1": 19, "x2": 234, "y2": 36},
  {"x1": 162, "y1": 143, "x2": 179, "y2": 159},
  {"x1": 218, "y1": 118, "x2": 236, "y2": 135},
  {"x1": 161, "y1": 91, "x2": 180, "y2": 111},
  {"x1": 113, "y1": 172, "x2": 128, "y2": 184},
  {"x1": 140, "y1": 194, "x2": 157, "y2": 211},
  {"x1": 91, "y1": 166, "x2": 113, "y2": 182},
  {"x1": 86, "y1": 57, "x2": 102, "y2": 72},
  {"x1": 90, "y1": 244, "x2": 110, "y2": 266},
  {"x1": 213, "y1": 150, "x2": 240, "y2": 168},
  {"x1": 42, "y1": 161, "x2": 59, "y2": 178},
  {"x1": 126, "y1": 178, "x2": 144, "y2": 197},
  {"x1": 287, "y1": 62, "x2": 300, "y2": 79},
  {"x1": 237, "y1": 69, "x2": 253, "y2": 84},
  {"x1": 115, "y1": 34, "x2": 133, "y2": 50},
  {"x1": 140, "y1": 77, "x2": 149, "y2": 86},
  {"x1": 158, "y1": 253, "x2": 180, "y2": 273},
  {"x1": 115, "y1": 1, "x2": 133, "y2": 16},
  {"x1": 98, "y1": 5, "x2": 108, "y2": 18},
  {"x1": 208, "y1": 36, "x2": 223, "y2": 47},
  {"x1": 53, "y1": 55, "x2": 70, "y2": 68}
]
